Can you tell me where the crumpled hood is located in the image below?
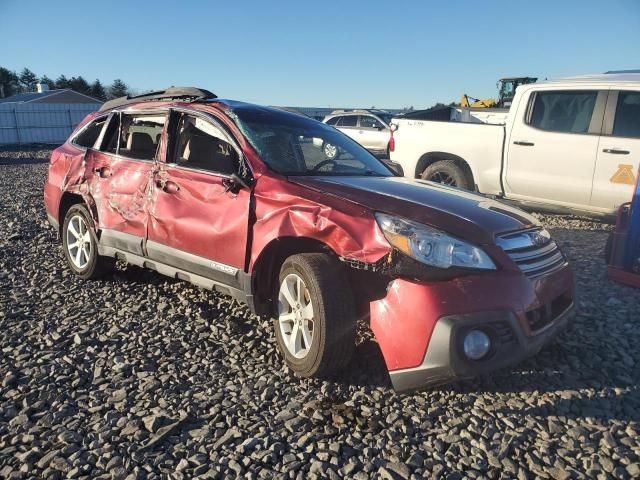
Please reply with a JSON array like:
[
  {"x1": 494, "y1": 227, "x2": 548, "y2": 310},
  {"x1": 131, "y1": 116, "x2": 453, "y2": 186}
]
[{"x1": 289, "y1": 176, "x2": 539, "y2": 245}]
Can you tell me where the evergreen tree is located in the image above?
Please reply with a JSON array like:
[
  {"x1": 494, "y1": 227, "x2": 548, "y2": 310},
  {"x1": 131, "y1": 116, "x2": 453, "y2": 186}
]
[
  {"x1": 0, "y1": 67, "x2": 19, "y2": 98},
  {"x1": 18, "y1": 67, "x2": 38, "y2": 92},
  {"x1": 39, "y1": 75, "x2": 56, "y2": 89},
  {"x1": 90, "y1": 79, "x2": 107, "y2": 101},
  {"x1": 55, "y1": 75, "x2": 71, "y2": 89},
  {"x1": 69, "y1": 76, "x2": 91, "y2": 96},
  {"x1": 108, "y1": 79, "x2": 129, "y2": 99}
]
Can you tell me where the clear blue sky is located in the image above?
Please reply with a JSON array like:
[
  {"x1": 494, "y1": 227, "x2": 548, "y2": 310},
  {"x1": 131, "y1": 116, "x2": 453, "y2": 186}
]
[{"x1": 1, "y1": 0, "x2": 639, "y2": 108}]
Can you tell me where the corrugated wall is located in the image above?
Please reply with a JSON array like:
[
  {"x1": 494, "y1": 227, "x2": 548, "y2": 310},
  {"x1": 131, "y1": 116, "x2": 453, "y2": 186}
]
[{"x1": 0, "y1": 103, "x2": 99, "y2": 145}]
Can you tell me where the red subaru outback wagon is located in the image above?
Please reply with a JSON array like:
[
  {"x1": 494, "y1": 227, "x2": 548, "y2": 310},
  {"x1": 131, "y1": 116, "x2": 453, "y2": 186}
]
[{"x1": 44, "y1": 87, "x2": 575, "y2": 391}]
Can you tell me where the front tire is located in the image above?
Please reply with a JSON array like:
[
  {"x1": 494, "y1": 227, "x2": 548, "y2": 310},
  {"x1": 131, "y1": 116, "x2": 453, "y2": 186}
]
[
  {"x1": 62, "y1": 204, "x2": 114, "y2": 280},
  {"x1": 421, "y1": 160, "x2": 473, "y2": 190},
  {"x1": 274, "y1": 253, "x2": 356, "y2": 378}
]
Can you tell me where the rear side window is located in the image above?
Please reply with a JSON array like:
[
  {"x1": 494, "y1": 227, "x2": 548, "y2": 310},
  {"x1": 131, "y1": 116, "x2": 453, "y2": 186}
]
[
  {"x1": 73, "y1": 117, "x2": 107, "y2": 148},
  {"x1": 325, "y1": 117, "x2": 339, "y2": 126},
  {"x1": 528, "y1": 91, "x2": 597, "y2": 133},
  {"x1": 613, "y1": 91, "x2": 640, "y2": 138},
  {"x1": 172, "y1": 114, "x2": 239, "y2": 175},
  {"x1": 360, "y1": 116, "x2": 384, "y2": 129},
  {"x1": 100, "y1": 113, "x2": 166, "y2": 160},
  {"x1": 337, "y1": 115, "x2": 358, "y2": 127}
]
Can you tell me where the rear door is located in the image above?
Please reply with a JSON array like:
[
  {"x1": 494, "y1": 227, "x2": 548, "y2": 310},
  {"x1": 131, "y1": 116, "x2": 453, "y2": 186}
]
[
  {"x1": 504, "y1": 89, "x2": 606, "y2": 209},
  {"x1": 146, "y1": 110, "x2": 251, "y2": 288},
  {"x1": 591, "y1": 90, "x2": 640, "y2": 212},
  {"x1": 84, "y1": 111, "x2": 166, "y2": 254}
]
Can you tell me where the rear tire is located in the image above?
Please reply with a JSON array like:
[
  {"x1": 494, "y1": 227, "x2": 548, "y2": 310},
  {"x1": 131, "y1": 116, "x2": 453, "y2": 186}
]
[
  {"x1": 273, "y1": 253, "x2": 356, "y2": 378},
  {"x1": 421, "y1": 160, "x2": 473, "y2": 190},
  {"x1": 62, "y1": 204, "x2": 114, "y2": 280}
]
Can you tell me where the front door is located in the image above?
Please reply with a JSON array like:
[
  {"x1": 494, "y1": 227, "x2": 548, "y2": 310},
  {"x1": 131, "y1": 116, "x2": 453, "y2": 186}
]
[
  {"x1": 336, "y1": 114, "x2": 361, "y2": 144},
  {"x1": 84, "y1": 111, "x2": 166, "y2": 254},
  {"x1": 146, "y1": 110, "x2": 251, "y2": 288},
  {"x1": 591, "y1": 90, "x2": 640, "y2": 213},
  {"x1": 504, "y1": 89, "x2": 605, "y2": 210}
]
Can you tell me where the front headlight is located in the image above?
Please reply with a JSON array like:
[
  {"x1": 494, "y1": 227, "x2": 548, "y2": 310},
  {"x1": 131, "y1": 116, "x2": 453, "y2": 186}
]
[{"x1": 375, "y1": 213, "x2": 496, "y2": 270}]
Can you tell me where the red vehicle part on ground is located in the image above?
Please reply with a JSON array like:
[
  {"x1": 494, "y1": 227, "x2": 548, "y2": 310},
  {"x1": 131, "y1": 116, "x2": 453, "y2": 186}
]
[{"x1": 44, "y1": 89, "x2": 575, "y2": 390}]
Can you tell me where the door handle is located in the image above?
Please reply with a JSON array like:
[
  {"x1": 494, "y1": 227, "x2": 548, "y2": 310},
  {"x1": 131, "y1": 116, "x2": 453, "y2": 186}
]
[
  {"x1": 602, "y1": 148, "x2": 630, "y2": 155},
  {"x1": 161, "y1": 180, "x2": 180, "y2": 193},
  {"x1": 513, "y1": 141, "x2": 535, "y2": 146},
  {"x1": 93, "y1": 166, "x2": 112, "y2": 178}
]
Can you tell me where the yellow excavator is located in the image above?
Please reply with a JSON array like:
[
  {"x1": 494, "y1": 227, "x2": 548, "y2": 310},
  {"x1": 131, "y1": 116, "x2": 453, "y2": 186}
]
[{"x1": 461, "y1": 77, "x2": 538, "y2": 108}]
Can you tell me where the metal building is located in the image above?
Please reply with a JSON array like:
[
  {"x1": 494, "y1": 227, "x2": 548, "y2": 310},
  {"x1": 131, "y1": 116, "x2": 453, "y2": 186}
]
[{"x1": 0, "y1": 84, "x2": 101, "y2": 145}]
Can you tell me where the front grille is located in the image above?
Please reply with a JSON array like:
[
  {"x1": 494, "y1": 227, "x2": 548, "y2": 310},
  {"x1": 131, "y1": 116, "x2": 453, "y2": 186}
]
[{"x1": 497, "y1": 229, "x2": 568, "y2": 280}]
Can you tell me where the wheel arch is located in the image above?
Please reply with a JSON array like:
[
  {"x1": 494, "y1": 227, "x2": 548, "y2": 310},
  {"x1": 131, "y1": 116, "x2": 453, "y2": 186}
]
[
  {"x1": 414, "y1": 152, "x2": 475, "y2": 187},
  {"x1": 251, "y1": 236, "x2": 337, "y2": 316},
  {"x1": 58, "y1": 191, "x2": 98, "y2": 236}
]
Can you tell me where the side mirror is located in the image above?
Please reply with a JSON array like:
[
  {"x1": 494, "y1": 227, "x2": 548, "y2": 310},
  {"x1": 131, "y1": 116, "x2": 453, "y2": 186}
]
[{"x1": 382, "y1": 160, "x2": 404, "y2": 177}]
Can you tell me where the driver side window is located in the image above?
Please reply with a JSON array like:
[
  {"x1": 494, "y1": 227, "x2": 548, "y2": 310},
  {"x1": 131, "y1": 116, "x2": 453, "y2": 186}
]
[{"x1": 172, "y1": 113, "x2": 239, "y2": 175}]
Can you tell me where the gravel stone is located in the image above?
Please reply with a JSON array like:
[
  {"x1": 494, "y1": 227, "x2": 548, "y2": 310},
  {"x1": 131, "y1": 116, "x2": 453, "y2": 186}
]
[{"x1": 0, "y1": 148, "x2": 638, "y2": 478}]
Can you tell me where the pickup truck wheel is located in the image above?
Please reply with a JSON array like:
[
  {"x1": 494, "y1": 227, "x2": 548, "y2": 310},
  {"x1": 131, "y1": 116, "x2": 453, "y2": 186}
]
[
  {"x1": 62, "y1": 204, "x2": 114, "y2": 280},
  {"x1": 274, "y1": 253, "x2": 356, "y2": 378},
  {"x1": 421, "y1": 160, "x2": 473, "y2": 190}
]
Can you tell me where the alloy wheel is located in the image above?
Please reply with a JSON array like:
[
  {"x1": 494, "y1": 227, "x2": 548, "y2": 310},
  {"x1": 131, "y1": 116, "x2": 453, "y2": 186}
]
[
  {"x1": 278, "y1": 273, "x2": 315, "y2": 359},
  {"x1": 323, "y1": 143, "x2": 338, "y2": 159},
  {"x1": 66, "y1": 214, "x2": 92, "y2": 269},
  {"x1": 429, "y1": 171, "x2": 457, "y2": 186}
]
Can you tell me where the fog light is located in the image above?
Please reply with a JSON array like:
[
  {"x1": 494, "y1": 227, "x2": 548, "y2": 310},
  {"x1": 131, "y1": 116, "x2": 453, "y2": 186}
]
[{"x1": 463, "y1": 329, "x2": 491, "y2": 360}]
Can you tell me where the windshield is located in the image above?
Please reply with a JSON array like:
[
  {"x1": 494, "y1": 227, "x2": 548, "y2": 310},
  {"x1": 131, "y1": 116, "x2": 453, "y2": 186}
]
[{"x1": 232, "y1": 107, "x2": 393, "y2": 177}]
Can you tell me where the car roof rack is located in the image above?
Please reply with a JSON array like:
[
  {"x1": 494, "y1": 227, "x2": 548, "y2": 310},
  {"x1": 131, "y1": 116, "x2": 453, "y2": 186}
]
[
  {"x1": 99, "y1": 86, "x2": 217, "y2": 112},
  {"x1": 329, "y1": 108, "x2": 391, "y2": 115}
]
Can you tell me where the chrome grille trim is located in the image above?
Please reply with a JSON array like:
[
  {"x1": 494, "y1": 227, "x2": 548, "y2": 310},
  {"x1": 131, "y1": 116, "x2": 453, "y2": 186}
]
[{"x1": 498, "y1": 229, "x2": 568, "y2": 279}]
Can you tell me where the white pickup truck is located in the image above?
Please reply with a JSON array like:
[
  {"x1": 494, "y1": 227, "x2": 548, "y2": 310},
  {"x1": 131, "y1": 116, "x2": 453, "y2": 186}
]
[{"x1": 389, "y1": 72, "x2": 640, "y2": 218}]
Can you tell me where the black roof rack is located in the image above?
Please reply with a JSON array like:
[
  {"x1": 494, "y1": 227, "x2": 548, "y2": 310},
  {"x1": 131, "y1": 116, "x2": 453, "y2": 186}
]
[{"x1": 99, "y1": 86, "x2": 217, "y2": 112}]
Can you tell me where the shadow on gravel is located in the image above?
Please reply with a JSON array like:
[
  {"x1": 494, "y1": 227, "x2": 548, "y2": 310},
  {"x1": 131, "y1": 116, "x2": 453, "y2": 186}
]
[
  {"x1": 0, "y1": 145, "x2": 55, "y2": 165},
  {"x1": 104, "y1": 264, "x2": 181, "y2": 286},
  {"x1": 335, "y1": 339, "x2": 393, "y2": 389},
  {"x1": 496, "y1": 388, "x2": 640, "y2": 422},
  {"x1": 0, "y1": 156, "x2": 49, "y2": 165},
  {"x1": 448, "y1": 348, "x2": 640, "y2": 422}
]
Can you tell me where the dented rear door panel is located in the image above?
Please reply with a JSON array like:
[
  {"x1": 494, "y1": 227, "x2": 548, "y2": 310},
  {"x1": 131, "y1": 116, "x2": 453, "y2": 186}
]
[{"x1": 84, "y1": 149, "x2": 155, "y2": 254}]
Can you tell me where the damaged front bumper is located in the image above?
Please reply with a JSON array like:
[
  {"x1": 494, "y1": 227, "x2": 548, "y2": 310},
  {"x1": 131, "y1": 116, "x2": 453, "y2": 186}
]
[
  {"x1": 388, "y1": 306, "x2": 574, "y2": 391},
  {"x1": 369, "y1": 267, "x2": 575, "y2": 392}
]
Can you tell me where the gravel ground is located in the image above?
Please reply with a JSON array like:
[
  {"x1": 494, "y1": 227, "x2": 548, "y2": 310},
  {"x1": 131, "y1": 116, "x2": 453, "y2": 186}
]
[{"x1": 1, "y1": 147, "x2": 639, "y2": 479}]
